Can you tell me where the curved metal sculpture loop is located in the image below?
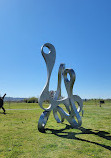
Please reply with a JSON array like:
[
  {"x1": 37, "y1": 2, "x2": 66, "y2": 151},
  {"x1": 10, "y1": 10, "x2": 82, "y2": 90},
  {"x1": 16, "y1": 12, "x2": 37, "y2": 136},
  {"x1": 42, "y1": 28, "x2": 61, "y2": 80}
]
[{"x1": 38, "y1": 43, "x2": 83, "y2": 132}]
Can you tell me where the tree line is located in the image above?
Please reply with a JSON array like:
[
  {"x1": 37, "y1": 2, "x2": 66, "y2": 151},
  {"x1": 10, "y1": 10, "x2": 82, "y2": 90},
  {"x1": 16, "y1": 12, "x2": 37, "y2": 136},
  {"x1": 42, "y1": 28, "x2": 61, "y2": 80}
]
[{"x1": 24, "y1": 97, "x2": 38, "y2": 103}]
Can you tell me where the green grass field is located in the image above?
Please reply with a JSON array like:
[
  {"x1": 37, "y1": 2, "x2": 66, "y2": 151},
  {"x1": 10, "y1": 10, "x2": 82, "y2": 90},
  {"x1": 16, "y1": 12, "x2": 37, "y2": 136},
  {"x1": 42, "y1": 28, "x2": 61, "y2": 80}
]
[{"x1": 0, "y1": 101, "x2": 111, "y2": 158}]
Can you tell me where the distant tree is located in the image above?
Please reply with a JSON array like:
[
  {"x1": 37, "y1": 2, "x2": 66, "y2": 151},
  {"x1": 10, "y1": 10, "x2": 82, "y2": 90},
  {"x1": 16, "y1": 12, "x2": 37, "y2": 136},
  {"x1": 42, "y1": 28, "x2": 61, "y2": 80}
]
[
  {"x1": 24, "y1": 97, "x2": 38, "y2": 103},
  {"x1": 24, "y1": 99, "x2": 28, "y2": 103}
]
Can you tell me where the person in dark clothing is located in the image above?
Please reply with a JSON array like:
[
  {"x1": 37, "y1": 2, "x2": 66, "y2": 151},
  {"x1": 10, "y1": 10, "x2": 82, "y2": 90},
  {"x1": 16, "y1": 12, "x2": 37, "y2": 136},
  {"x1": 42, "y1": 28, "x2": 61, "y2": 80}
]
[{"x1": 0, "y1": 93, "x2": 6, "y2": 114}]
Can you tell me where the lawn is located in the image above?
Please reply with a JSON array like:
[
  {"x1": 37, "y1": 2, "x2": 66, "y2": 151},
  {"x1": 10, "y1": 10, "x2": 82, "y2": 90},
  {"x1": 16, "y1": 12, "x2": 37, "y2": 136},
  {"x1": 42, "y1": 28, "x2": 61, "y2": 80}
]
[{"x1": 0, "y1": 101, "x2": 111, "y2": 158}]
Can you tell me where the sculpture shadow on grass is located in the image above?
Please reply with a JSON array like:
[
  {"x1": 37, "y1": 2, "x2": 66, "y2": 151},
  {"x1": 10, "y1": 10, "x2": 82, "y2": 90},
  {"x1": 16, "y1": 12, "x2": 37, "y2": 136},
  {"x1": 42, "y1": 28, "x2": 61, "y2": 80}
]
[{"x1": 44, "y1": 124, "x2": 111, "y2": 151}]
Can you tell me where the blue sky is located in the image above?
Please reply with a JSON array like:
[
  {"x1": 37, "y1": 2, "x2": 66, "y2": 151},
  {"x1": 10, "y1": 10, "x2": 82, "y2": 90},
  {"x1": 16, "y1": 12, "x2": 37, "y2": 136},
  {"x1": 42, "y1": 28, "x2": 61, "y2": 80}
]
[{"x1": 0, "y1": 0, "x2": 111, "y2": 99}]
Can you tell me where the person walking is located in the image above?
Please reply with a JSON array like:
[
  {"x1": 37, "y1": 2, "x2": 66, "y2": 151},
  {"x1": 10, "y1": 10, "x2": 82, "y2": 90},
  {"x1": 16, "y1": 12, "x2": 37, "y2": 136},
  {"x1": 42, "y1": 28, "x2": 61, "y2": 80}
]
[{"x1": 0, "y1": 93, "x2": 6, "y2": 114}]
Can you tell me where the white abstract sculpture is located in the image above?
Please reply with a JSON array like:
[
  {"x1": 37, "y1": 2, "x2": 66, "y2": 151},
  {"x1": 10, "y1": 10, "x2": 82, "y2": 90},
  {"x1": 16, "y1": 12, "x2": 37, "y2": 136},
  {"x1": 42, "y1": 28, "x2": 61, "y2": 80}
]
[{"x1": 38, "y1": 43, "x2": 83, "y2": 132}]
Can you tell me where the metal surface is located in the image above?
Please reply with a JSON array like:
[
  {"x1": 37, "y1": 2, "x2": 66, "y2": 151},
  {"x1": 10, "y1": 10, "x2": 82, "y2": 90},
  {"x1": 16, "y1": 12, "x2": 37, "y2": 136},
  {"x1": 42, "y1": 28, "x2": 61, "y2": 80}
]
[{"x1": 38, "y1": 43, "x2": 83, "y2": 132}]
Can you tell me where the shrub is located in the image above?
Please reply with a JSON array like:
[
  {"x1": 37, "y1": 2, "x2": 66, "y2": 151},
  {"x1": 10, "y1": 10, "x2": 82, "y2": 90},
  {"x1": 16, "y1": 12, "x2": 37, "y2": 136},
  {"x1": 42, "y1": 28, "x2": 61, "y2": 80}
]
[{"x1": 24, "y1": 97, "x2": 38, "y2": 103}]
